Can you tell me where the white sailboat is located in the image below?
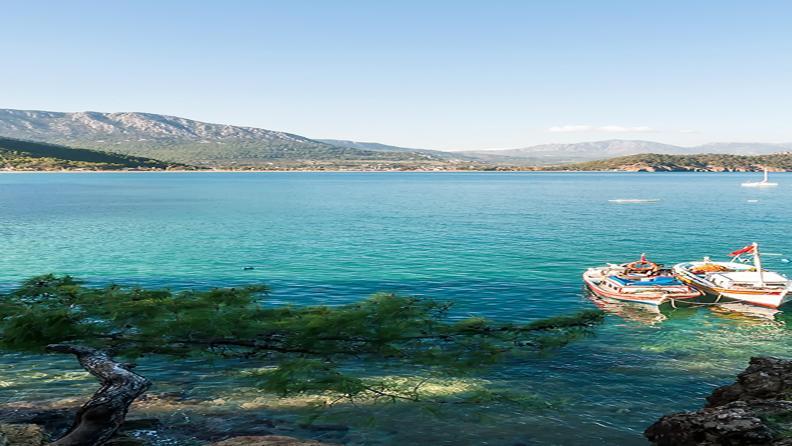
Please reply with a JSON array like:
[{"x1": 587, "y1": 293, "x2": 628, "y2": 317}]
[{"x1": 741, "y1": 168, "x2": 778, "y2": 188}]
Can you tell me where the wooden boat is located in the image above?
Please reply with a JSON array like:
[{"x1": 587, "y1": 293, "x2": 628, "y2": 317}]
[
  {"x1": 741, "y1": 168, "x2": 778, "y2": 188},
  {"x1": 583, "y1": 254, "x2": 703, "y2": 306},
  {"x1": 673, "y1": 243, "x2": 792, "y2": 309}
]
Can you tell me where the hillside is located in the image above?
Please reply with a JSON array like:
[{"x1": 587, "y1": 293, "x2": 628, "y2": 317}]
[
  {"x1": 0, "y1": 137, "x2": 183, "y2": 171},
  {"x1": 546, "y1": 152, "x2": 792, "y2": 172},
  {"x1": 318, "y1": 139, "x2": 474, "y2": 161},
  {"x1": 4, "y1": 109, "x2": 792, "y2": 170},
  {"x1": 458, "y1": 140, "x2": 792, "y2": 164},
  {"x1": 0, "y1": 109, "x2": 472, "y2": 168}
]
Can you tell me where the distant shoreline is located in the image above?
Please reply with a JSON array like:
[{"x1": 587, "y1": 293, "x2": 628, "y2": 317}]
[{"x1": 0, "y1": 169, "x2": 786, "y2": 174}]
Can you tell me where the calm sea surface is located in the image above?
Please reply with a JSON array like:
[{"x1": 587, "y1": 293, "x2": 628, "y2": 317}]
[{"x1": 1, "y1": 172, "x2": 791, "y2": 445}]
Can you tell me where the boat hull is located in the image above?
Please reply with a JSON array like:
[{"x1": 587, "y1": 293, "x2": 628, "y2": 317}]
[
  {"x1": 674, "y1": 265, "x2": 792, "y2": 309},
  {"x1": 741, "y1": 182, "x2": 778, "y2": 188},
  {"x1": 583, "y1": 271, "x2": 701, "y2": 307}
]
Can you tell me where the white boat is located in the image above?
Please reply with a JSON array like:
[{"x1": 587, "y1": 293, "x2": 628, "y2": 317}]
[
  {"x1": 673, "y1": 243, "x2": 792, "y2": 309},
  {"x1": 608, "y1": 198, "x2": 660, "y2": 204},
  {"x1": 583, "y1": 254, "x2": 702, "y2": 306},
  {"x1": 741, "y1": 168, "x2": 778, "y2": 188}
]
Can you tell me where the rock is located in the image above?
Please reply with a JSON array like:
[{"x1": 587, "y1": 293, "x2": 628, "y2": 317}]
[
  {"x1": 0, "y1": 424, "x2": 46, "y2": 446},
  {"x1": 646, "y1": 356, "x2": 792, "y2": 445},
  {"x1": 0, "y1": 408, "x2": 74, "y2": 434},
  {"x1": 707, "y1": 357, "x2": 792, "y2": 407},
  {"x1": 209, "y1": 436, "x2": 340, "y2": 446},
  {"x1": 183, "y1": 416, "x2": 276, "y2": 441},
  {"x1": 645, "y1": 400, "x2": 790, "y2": 445}
]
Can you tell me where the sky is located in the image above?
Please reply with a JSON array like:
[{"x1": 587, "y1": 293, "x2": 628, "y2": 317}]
[{"x1": 1, "y1": 0, "x2": 791, "y2": 150}]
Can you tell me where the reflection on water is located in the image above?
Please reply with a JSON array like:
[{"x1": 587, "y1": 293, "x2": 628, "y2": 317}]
[
  {"x1": 586, "y1": 293, "x2": 784, "y2": 325},
  {"x1": 586, "y1": 293, "x2": 669, "y2": 325},
  {"x1": 709, "y1": 302, "x2": 782, "y2": 321}
]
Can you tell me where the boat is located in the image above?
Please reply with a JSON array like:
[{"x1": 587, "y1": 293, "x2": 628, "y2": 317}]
[
  {"x1": 583, "y1": 254, "x2": 703, "y2": 306},
  {"x1": 608, "y1": 198, "x2": 660, "y2": 204},
  {"x1": 741, "y1": 168, "x2": 778, "y2": 188},
  {"x1": 673, "y1": 243, "x2": 792, "y2": 309}
]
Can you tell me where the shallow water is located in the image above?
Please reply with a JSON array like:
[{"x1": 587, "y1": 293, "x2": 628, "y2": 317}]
[{"x1": 1, "y1": 172, "x2": 791, "y2": 445}]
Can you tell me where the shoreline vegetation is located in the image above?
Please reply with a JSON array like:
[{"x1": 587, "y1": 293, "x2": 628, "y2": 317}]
[
  {"x1": 3, "y1": 134, "x2": 792, "y2": 173},
  {"x1": 3, "y1": 164, "x2": 792, "y2": 173},
  {"x1": 3, "y1": 140, "x2": 792, "y2": 173}
]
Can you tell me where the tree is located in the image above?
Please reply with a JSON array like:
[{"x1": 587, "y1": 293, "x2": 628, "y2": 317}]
[{"x1": 0, "y1": 274, "x2": 603, "y2": 445}]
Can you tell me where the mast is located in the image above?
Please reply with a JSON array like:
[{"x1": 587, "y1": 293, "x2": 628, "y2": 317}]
[
  {"x1": 764, "y1": 168, "x2": 769, "y2": 183},
  {"x1": 753, "y1": 242, "x2": 764, "y2": 286}
]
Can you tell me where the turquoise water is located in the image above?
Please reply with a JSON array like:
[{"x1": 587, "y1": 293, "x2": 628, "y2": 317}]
[{"x1": 1, "y1": 172, "x2": 791, "y2": 445}]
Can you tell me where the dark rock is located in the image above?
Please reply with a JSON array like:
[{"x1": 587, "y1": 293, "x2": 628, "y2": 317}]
[
  {"x1": 646, "y1": 356, "x2": 792, "y2": 445},
  {"x1": 183, "y1": 416, "x2": 276, "y2": 442},
  {"x1": 708, "y1": 357, "x2": 792, "y2": 407},
  {"x1": 0, "y1": 408, "x2": 74, "y2": 439}
]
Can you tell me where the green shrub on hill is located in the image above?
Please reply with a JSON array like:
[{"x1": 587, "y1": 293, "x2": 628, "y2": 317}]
[
  {"x1": 0, "y1": 137, "x2": 186, "y2": 170},
  {"x1": 549, "y1": 152, "x2": 792, "y2": 171}
]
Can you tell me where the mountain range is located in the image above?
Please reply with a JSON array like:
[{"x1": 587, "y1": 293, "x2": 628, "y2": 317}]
[
  {"x1": 0, "y1": 108, "x2": 790, "y2": 168},
  {"x1": 317, "y1": 139, "x2": 473, "y2": 161},
  {"x1": 0, "y1": 109, "x2": 457, "y2": 168},
  {"x1": 457, "y1": 140, "x2": 792, "y2": 164}
]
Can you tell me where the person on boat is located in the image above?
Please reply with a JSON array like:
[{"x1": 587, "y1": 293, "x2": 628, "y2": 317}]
[{"x1": 624, "y1": 254, "x2": 660, "y2": 277}]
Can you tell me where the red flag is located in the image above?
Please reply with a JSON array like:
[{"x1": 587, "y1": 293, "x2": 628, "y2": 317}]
[{"x1": 730, "y1": 244, "x2": 755, "y2": 257}]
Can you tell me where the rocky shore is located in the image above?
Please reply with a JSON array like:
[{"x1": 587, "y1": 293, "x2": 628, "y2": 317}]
[
  {"x1": 645, "y1": 356, "x2": 792, "y2": 445},
  {"x1": 0, "y1": 395, "x2": 346, "y2": 446}
]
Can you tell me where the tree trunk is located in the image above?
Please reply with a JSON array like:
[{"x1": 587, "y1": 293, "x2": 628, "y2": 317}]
[{"x1": 45, "y1": 344, "x2": 151, "y2": 446}]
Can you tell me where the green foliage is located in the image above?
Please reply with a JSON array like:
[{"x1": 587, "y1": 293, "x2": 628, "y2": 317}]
[
  {"x1": 35, "y1": 136, "x2": 453, "y2": 167},
  {"x1": 253, "y1": 359, "x2": 367, "y2": 396},
  {"x1": 0, "y1": 137, "x2": 186, "y2": 170},
  {"x1": 0, "y1": 275, "x2": 603, "y2": 400},
  {"x1": 546, "y1": 152, "x2": 792, "y2": 172}
]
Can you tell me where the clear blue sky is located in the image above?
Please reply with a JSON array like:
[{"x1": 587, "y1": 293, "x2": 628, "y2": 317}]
[{"x1": 2, "y1": 0, "x2": 791, "y2": 149}]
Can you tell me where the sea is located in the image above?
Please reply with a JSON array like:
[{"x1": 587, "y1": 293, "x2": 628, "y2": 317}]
[{"x1": 1, "y1": 172, "x2": 790, "y2": 445}]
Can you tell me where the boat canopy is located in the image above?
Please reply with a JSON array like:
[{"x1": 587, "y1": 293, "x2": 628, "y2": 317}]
[{"x1": 609, "y1": 276, "x2": 681, "y2": 286}]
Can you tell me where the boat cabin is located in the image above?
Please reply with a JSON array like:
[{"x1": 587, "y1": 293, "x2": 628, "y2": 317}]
[{"x1": 708, "y1": 271, "x2": 789, "y2": 290}]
